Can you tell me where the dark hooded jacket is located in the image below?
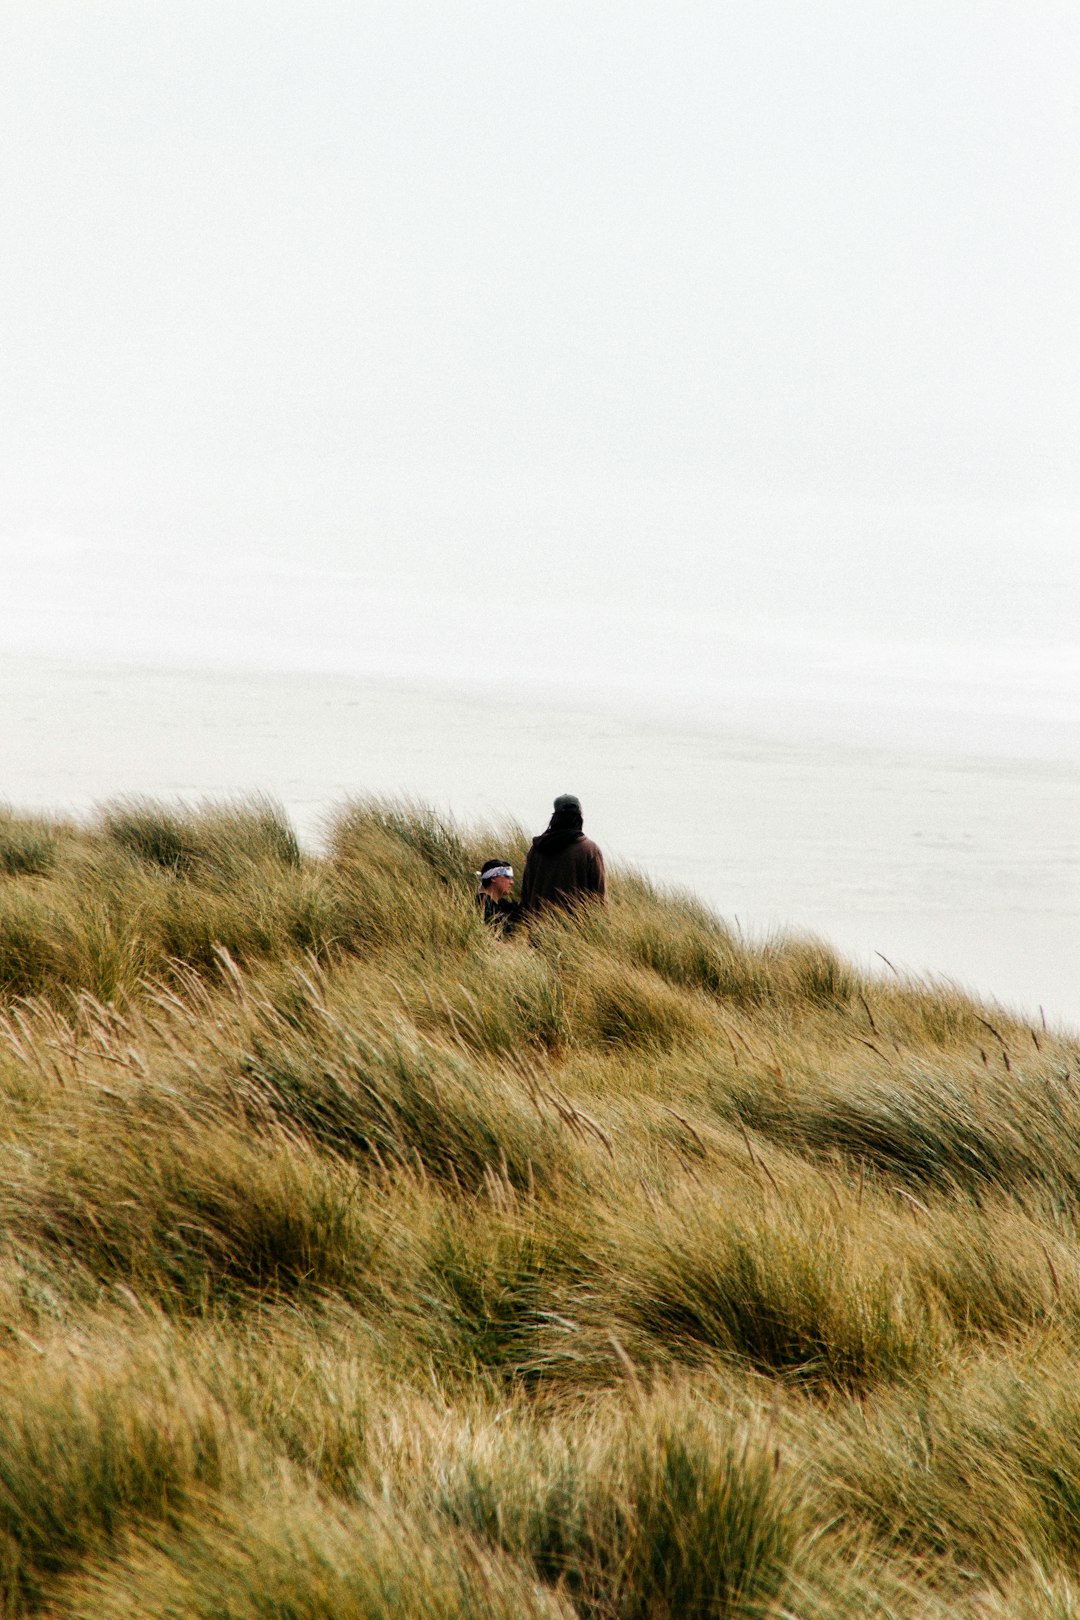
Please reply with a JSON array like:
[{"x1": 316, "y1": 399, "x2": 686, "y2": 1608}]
[{"x1": 520, "y1": 810, "x2": 606, "y2": 917}]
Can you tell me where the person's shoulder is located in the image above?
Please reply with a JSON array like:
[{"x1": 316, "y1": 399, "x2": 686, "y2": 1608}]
[
  {"x1": 494, "y1": 897, "x2": 522, "y2": 935},
  {"x1": 579, "y1": 837, "x2": 603, "y2": 855}
]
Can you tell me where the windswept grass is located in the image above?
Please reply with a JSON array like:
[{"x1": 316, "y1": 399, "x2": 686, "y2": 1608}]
[
  {"x1": 436, "y1": 1394, "x2": 801, "y2": 1619},
  {"x1": 0, "y1": 795, "x2": 1075, "y2": 1616},
  {"x1": 0, "y1": 810, "x2": 64, "y2": 877}
]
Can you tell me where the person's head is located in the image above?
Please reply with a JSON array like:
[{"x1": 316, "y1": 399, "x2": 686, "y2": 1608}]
[
  {"x1": 478, "y1": 858, "x2": 514, "y2": 899},
  {"x1": 549, "y1": 793, "x2": 583, "y2": 832}
]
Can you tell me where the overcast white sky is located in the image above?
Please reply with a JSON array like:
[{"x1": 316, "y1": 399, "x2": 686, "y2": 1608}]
[{"x1": 2, "y1": 2, "x2": 1077, "y2": 747}]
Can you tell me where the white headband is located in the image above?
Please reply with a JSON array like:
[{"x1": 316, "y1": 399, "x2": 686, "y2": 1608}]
[{"x1": 477, "y1": 864, "x2": 513, "y2": 882}]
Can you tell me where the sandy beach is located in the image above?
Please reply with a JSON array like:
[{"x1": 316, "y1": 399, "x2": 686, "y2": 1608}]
[{"x1": 4, "y1": 652, "x2": 1077, "y2": 1030}]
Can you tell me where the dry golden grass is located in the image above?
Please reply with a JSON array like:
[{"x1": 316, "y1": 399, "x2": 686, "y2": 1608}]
[{"x1": 0, "y1": 795, "x2": 1077, "y2": 1616}]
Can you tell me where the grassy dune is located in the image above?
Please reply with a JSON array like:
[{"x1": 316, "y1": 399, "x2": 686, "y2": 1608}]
[{"x1": 1, "y1": 796, "x2": 1078, "y2": 1617}]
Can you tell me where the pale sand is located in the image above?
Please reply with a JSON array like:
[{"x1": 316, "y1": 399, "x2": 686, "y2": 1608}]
[{"x1": 3, "y1": 654, "x2": 1077, "y2": 1029}]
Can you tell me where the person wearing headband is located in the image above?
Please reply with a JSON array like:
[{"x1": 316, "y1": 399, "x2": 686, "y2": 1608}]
[
  {"x1": 520, "y1": 793, "x2": 605, "y2": 918},
  {"x1": 475, "y1": 857, "x2": 521, "y2": 936}
]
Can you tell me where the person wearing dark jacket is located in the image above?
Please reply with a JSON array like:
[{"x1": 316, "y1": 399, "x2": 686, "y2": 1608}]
[
  {"x1": 475, "y1": 857, "x2": 522, "y2": 936},
  {"x1": 520, "y1": 794, "x2": 606, "y2": 918}
]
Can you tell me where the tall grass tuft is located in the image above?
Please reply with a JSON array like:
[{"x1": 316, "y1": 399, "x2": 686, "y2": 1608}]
[
  {"x1": 0, "y1": 795, "x2": 1075, "y2": 1616},
  {"x1": 0, "y1": 1347, "x2": 235, "y2": 1613},
  {"x1": 0, "y1": 809, "x2": 62, "y2": 876},
  {"x1": 437, "y1": 1394, "x2": 801, "y2": 1618}
]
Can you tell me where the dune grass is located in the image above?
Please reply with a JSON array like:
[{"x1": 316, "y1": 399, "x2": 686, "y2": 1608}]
[{"x1": 0, "y1": 795, "x2": 1077, "y2": 1616}]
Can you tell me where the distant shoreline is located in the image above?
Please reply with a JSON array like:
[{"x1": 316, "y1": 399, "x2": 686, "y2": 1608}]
[{"x1": 4, "y1": 652, "x2": 1079, "y2": 1028}]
